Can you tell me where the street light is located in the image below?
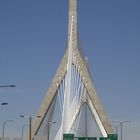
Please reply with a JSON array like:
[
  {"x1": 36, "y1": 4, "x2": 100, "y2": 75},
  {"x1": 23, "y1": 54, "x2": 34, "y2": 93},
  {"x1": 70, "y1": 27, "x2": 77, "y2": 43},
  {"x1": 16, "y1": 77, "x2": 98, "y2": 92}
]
[
  {"x1": 21, "y1": 124, "x2": 29, "y2": 140},
  {"x1": 2, "y1": 120, "x2": 14, "y2": 138},
  {"x1": 113, "y1": 124, "x2": 120, "y2": 135},
  {"x1": 120, "y1": 121, "x2": 131, "y2": 140},
  {"x1": 1, "y1": 102, "x2": 8, "y2": 106},
  {"x1": 47, "y1": 122, "x2": 56, "y2": 140},
  {"x1": 0, "y1": 85, "x2": 16, "y2": 88},
  {"x1": 113, "y1": 120, "x2": 131, "y2": 140},
  {"x1": 20, "y1": 115, "x2": 41, "y2": 140},
  {"x1": 72, "y1": 128, "x2": 81, "y2": 137}
]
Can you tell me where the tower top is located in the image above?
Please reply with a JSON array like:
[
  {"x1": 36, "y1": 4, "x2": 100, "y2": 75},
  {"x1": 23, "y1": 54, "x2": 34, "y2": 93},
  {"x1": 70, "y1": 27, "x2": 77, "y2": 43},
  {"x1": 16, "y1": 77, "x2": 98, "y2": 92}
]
[
  {"x1": 69, "y1": 0, "x2": 77, "y2": 14},
  {"x1": 67, "y1": 0, "x2": 78, "y2": 49}
]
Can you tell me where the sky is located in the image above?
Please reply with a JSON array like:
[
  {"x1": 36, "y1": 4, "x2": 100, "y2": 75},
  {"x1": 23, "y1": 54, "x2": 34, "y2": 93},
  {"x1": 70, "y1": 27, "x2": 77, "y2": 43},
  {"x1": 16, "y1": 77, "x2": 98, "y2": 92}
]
[{"x1": 0, "y1": 0, "x2": 140, "y2": 139}]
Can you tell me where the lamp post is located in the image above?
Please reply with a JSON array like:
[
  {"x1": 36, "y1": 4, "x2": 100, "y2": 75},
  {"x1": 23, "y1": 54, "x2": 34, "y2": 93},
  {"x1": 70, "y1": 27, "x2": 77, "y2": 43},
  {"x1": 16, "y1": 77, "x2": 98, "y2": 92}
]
[
  {"x1": 21, "y1": 124, "x2": 29, "y2": 140},
  {"x1": 0, "y1": 85, "x2": 15, "y2": 88},
  {"x1": 2, "y1": 120, "x2": 14, "y2": 138},
  {"x1": 113, "y1": 120, "x2": 131, "y2": 140},
  {"x1": 20, "y1": 115, "x2": 41, "y2": 140},
  {"x1": 113, "y1": 124, "x2": 120, "y2": 135},
  {"x1": 47, "y1": 122, "x2": 56, "y2": 140},
  {"x1": 72, "y1": 128, "x2": 81, "y2": 137},
  {"x1": 119, "y1": 121, "x2": 131, "y2": 140},
  {"x1": 29, "y1": 117, "x2": 32, "y2": 140}
]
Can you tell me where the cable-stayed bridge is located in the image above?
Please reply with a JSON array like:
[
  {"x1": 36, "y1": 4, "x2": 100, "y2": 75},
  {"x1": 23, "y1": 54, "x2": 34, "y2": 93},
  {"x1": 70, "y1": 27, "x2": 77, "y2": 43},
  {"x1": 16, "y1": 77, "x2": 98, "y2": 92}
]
[{"x1": 30, "y1": 0, "x2": 114, "y2": 140}]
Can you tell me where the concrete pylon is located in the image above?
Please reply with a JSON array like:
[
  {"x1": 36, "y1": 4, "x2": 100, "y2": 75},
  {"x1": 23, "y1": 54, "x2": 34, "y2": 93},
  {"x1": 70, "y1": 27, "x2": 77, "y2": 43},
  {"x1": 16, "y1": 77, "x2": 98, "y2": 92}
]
[{"x1": 31, "y1": 0, "x2": 114, "y2": 139}]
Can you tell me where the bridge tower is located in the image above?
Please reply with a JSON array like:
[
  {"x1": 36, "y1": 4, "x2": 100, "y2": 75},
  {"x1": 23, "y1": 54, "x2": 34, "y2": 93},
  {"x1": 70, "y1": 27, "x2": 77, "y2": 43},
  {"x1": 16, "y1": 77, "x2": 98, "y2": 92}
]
[{"x1": 31, "y1": 0, "x2": 114, "y2": 140}]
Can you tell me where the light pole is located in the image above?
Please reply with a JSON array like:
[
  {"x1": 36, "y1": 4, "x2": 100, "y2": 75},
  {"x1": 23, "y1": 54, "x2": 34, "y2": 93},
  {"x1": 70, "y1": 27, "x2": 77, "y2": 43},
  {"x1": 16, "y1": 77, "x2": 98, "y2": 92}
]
[
  {"x1": 20, "y1": 115, "x2": 41, "y2": 140},
  {"x1": 0, "y1": 103, "x2": 8, "y2": 138},
  {"x1": 113, "y1": 120, "x2": 131, "y2": 140},
  {"x1": 0, "y1": 85, "x2": 15, "y2": 88},
  {"x1": 21, "y1": 124, "x2": 29, "y2": 140},
  {"x1": 113, "y1": 124, "x2": 120, "y2": 135},
  {"x1": 120, "y1": 121, "x2": 131, "y2": 140},
  {"x1": 29, "y1": 117, "x2": 32, "y2": 140},
  {"x1": 47, "y1": 122, "x2": 56, "y2": 140},
  {"x1": 2, "y1": 120, "x2": 14, "y2": 138},
  {"x1": 72, "y1": 128, "x2": 81, "y2": 137}
]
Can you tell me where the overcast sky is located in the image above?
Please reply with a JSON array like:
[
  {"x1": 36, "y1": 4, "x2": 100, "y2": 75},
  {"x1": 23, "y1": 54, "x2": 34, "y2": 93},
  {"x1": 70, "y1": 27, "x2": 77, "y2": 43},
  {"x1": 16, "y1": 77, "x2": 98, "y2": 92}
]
[{"x1": 0, "y1": 0, "x2": 140, "y2": 139}]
